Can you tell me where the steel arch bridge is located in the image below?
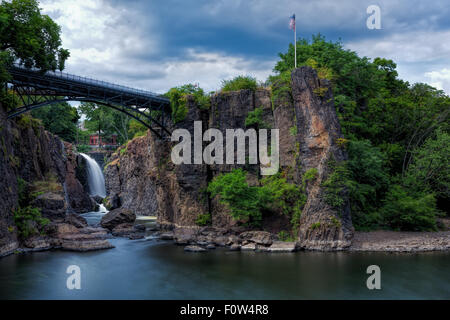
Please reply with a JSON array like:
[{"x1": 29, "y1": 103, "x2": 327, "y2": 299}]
[{"x1": 6, "y1": 65, "x2": 172, "y2": 138}]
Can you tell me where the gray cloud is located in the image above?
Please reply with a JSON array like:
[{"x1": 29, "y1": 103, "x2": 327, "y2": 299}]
[{"x1": 40, "y1": 0, "x2": 450, "y2": 94}]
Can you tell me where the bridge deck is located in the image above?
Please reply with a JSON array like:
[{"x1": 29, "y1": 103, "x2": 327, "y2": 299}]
[{"x1": 8, "y1": 65, "x2": 170, "y2": 108}]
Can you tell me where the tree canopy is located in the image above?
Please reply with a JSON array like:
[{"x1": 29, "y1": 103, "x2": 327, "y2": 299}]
[
  {"x1": 271, "y1": 34, "x2": 450, "y2": 231},
  {"x1": 0, "y1": 0, "x2": 69, "y2": 85}
]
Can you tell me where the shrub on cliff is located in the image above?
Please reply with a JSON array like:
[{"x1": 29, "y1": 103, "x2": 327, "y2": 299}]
[
  {"x1": 208, "y1": 169, "x2": 308, "y2": 230},
  {"x1": 13, "y1": 206, "x2": 49, "y2": 238},
  {"x1": 208, "y1": 169, "x2": 264, "y2": 226},
  {"x1": 221, "y1": 76, "x2": 258, "y2": 92},
  {"x1": 165, "y1": 84, "x2": 210, "y2": 123}
]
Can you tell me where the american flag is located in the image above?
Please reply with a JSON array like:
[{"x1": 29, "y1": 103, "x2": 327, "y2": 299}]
[{"x1": 289, "y1": 14, "x2": 295, "y2": 30}]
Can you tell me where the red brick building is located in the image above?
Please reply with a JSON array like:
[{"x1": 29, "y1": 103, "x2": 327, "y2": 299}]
[{"x1": 89, "y1": 134, "x2": 118, "y2": 148}]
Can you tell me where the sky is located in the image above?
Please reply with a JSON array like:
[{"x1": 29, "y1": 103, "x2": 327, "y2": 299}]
[{"x1": 39, "y1": 0, "x2": 450, "y2": 95}]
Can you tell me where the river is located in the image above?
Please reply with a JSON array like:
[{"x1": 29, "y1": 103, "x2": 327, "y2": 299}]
[{"x1": 0, "y1": 209, "x2": 449, "y2": 299}]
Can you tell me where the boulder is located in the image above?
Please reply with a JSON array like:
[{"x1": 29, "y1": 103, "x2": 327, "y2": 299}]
[
  {"x1": 267, "y1": 241, "x2": 298, "y2": 253},
  {"x1": 229, "y1": 244, "x2": 241, "y2": 251},
  {"x1": 92, "y1": 195, "x2": 104, "y2": 204},
  {"x1": 100, "y1": 208, "x2": 136, "y2": 230},
  {"x1": 31, "y1": 192, "x2": 66, "y2": 220},
  {"x1": 239, "y1": 231, "x2": 274, "y2": 246},
  {"x1": 241, "y1": 243, "x2": 257, "y2": 251},
  {"x1": 64, "y1": 213, "x2": 88, "y2": 228},
  {"x1": 61, "y1": 239, "x2": 114, "y2": 252},
  {"x1": 23, "y1": 236, "x2": 54, "y2": 250},
  {"x1": 173, "y1": 227, "x2": 198, "y2": 245},
  {"x1": 184, "y1": 245, "x2": 206, "y2": 252},
  {"x1": 160, "y1": 232, "x2": 174, "y2": 240}
]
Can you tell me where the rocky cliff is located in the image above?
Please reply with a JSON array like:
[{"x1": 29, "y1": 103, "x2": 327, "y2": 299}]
[
  {"x1": 105, "y1": 67, "x2": 353, "y2": 250},
  {"x1": 0, "y1": 102, "x2": 96, "y2": 256}
]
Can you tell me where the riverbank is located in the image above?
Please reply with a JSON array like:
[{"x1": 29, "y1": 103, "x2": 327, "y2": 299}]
[
  {"x1": 2, "y1": 212, "x2": 449, "y2": 258},
  {"x1": 150, "y1": 225, "x2": 450, "y2": 253},
  {"x1": 350, "y1": 230, "x2": 450, "y2": 252}
]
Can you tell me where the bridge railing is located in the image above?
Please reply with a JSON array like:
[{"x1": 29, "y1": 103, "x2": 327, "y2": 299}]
[{"x1": 10, "y1": 63, "x2": 168, "y2": 101}]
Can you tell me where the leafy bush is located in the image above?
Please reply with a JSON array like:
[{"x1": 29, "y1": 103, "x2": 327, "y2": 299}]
[
  {"x1": 346, "y1": 140, "x2": 390, "y2": 229},
  {"x1": 261, "y1": 173, "x2": 305, "y2": 218},
  {"x1": 195, "y1": 213, "x2": 211, "y2": 226},
  {"x1": 278, "y1": 230, "x2": 295, "y2": 242},
  {"x1": 245, "y1": 107, "x2": 269, "y2": 128},
  {"x1": 380, "y1": 185, "x2": 440, "y2": 231},
  {"x1": 76, "y1": 144, "x2": 91, "y2": 153},
  {"x1": 322, "y1": 159, "x2": 351, "y2": 211},
  {"x1": 221, "y1": 76, "x2": 258, "y2": 92},
  {"x1": 128, "y1": 119, "x2": 148, "y2": 139},
  {"x1": 207, "y1": 169, "x2": 264, "y2": 226},
  {"x1": 165, "y1": 84, "x2": 210, "y2": 123},
  {"x1": 13, "y1": 206, "x2": 49, "y2": 239},
  {"x1": 208, "y1": 169, "x2": 309, "y2": 229},
  {"x1": 268, "y1": 71, "x2": 292, "y2": 109}
]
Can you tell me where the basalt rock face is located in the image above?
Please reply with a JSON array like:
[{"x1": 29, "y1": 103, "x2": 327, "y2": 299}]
[
  {"x1": 0, "y1": 103, "x2": 95, "y2": 256},
  {"x1": 291, "y1": 67, "x2": 353, "y2": 250},
  {"x1": 64, "y1": 142, "x2": 96, "y2": 213},
  {"x1": 104, "y1": 66, "x2": 353, "y2": 249},
  {"x1": 0, "y1": 103, "x2": 20, "y2": 256},
  {"x1": 105, "y1": 96, "x2": 209, "y2": 227}
]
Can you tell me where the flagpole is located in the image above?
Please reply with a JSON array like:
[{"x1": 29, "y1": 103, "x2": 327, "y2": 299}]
[{"x1": 294, "y1": 21, "x2": 297, "y2": 68}]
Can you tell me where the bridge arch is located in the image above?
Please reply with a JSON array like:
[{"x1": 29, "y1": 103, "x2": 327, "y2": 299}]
[{"x1": 6, "y1": 65, "x2": 172, "y2": 138}]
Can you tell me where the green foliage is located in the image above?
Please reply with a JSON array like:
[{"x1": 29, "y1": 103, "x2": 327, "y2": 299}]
[
  {"x1": 289, "y1": 126, "x2": 297, "y2": 136},
  {"x1": 302, "y1": 168, "x2": 318, "y2": 185},
  {"x1": 195, "y1": 213, "x2": 211, "y2": 226},
  {"x1": 268, "y1": 70, "x2": 292, "y2": 109},
  {"x1": 404, "y1": 129, "x2": 450, "y2": 201},
  {"x1": 16, "y1": 113, "x2": 41, "y2": 132},
  {"x1": 208, "y1": 169, "x2": 310, "y2": 228},
  {"x1": 261, "y1": 173, "x2": 305, "y2": 217},
  {"x1": 221, "y1": 75, "x2": 258, "y2": 92},
  {"x1": 322, "y1": 159, "x2": 350, "y2": 211},
  {"x1": 346, "y1": 140, "x2": 389, "y2": 229},
  {"x1": 165, "y1": 84, "x2": 210, "y2": 123},
  {"x1": 0, "y1": 0, "x2": 69, "y2": 87},
  {"x1": 31, "y1": 102, "x2": 80, "y2": 142},
  {"x1": 207, "y1": 169, "x2": 264, "y2": 226},
  {"x1": 245, "y1": 107, "x2": 268, "y2": 128},
  {"x1": 75, "y1": 144, "x2": 91, "y2": 153},
  {"x1": 13, "y1": 205, "x2": 49, "y2": 239},
  {"x1": 273, "y1": 34, "x2": 450, "y2": 231},
  {"x1": 310, "y1": 222, "x2": 321, "y2": 230},
  {"x1": 278, "y1": 230, "x2": 295, "y2": 242},
  {"x1": 128, "y1": 119, "x2": 148, "y2": 139},
  {"x1": 380, "y1": 185, "x2": 440, "y2": 231}
]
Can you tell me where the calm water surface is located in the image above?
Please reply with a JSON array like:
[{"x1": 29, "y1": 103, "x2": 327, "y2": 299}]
[{"x1": 0, "y1": 211, "x2": 449, "y2": 299}]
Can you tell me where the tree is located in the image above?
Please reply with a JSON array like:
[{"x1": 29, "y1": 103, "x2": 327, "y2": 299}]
[
  {"x1": 272, "y1": 34, "x2": 450, "y2": 230},
  {"x1": 31, "y1": 102, "x2": 80, "y2": 142},
  {"x1": 0, "y1": 0, "x2": 69, "y2": 84},
  {"x1": 78, "y1": 103, "x2": 114, "y2": 147}
]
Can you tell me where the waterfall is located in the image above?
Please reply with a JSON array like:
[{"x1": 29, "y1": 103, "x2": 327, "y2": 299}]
[{"x1": 80, "y1": 153, "x2": 106, "y2": 198}]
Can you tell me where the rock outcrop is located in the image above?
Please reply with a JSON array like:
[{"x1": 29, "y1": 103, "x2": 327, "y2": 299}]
[
  {"x1": 291, "y1": 67, "x2": 353, "y2": 250},
  {"x1": 0, "y1": 102, "x2": 96, "y2": 257},
  {"x1": 100, "y1": 207, "x2": 136, "y2": 230},
  {"x1": 104, "y1": 66, "x2": 353, "y2": 250}
]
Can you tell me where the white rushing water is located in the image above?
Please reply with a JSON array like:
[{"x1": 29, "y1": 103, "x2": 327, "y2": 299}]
[{"x1": 80, "y1": 153, "x2": 106, "y2": 198}]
